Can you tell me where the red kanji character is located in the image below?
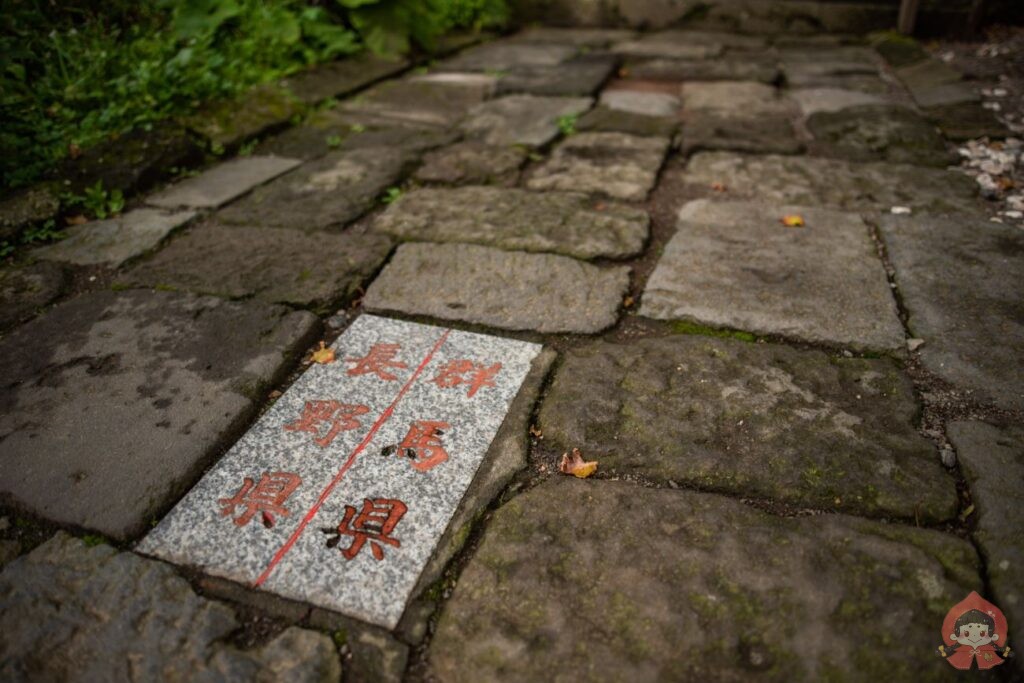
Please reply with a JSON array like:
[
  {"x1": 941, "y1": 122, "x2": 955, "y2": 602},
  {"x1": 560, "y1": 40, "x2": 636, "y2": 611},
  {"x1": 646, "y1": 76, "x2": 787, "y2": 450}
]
[
  {"x1": 284, "y1": 400, "x2": 369, "y2": 447},
  {"x1": 218, "y1": 472, "x2": 301, "y2": 528},
  {"x1": 398, "y1": 420, "x2": 451, "y2": 472},
  {"x1": 345, "y1": 343, "x2": 408, "y2": 381},
  {"x1": 325, "y1": 498, "x2": 407, "y2": 561},
  {"x1": 431, "y1": 360, "x2": 502, "y2": 398}
]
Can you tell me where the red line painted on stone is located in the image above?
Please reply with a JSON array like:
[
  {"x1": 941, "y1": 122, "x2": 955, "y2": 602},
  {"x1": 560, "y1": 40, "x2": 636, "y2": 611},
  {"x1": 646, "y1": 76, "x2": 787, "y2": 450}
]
[{"x1": 254, "y1": 329, "x2": 451, "y2": 587}]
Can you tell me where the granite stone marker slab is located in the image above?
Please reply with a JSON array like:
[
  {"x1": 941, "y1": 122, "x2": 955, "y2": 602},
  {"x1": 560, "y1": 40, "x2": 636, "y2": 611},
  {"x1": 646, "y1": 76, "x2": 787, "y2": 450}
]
[
  {"x1": 147, "y1": 156, "x2": 302, "y2": 209},
  {"x1": 140, "y1": 315, "x2": 542, "y2": 629},
  {"x1": 34, "y1": 208, "x2": 196, "y2": 267},
  {"x1": 642, "y1": 199, "x2": 905, "y2": 351}
]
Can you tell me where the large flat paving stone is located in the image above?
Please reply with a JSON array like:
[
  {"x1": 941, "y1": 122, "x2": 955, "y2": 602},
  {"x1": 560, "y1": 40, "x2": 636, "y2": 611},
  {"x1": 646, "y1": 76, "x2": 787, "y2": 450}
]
[
  {"x1": 34, "y1": 208, "x2": 196, "y2": 267},
  {"x1": 214, "y1": 147, "x2": 411, "y2": 231},
  {"x1": 496, "y1": 56, "x2": 617, "y2": 97},
  {"x1": 512, "y1": 27, "x2": 636, "y2": 47},
  {"x1": 337, "y1": 76, "x2": 494, "y2": 128},
  {"x1": 140, "y1": 315, "x2": 543, "y2": 630},
  {"x1": 414, "y1": 141, "x2": 526, "y2": 186},
  {"x1": 600, "y1": 88, "x2": 681, "y2": 117},
  {"x1": 613, "y1": 36, "x2": 722, "y2": 60},
  {"x1": 642, "y1": 200, "x2": 904, "y2": 351},
  {"x1": 0, "y1": 533, "x2": 340, "y2": 681},
  {"x1": 684, "y1": 152, "x2": 978, "y2": 213},
  {"x1": 147, "y1": 156, "x2": 301, "y2": 210},
  {"x1": 627, "y1": 55, "x2": 781, "y2": 83},
  {"x1": 947, "y1": 421, "x2": 1024, "y2": 649},
  {"x1": 879, "y1": 214, "x2": 1024, "y2": 411},
  {"x1": 526, "y1": 131, "x2": 670, "y2": 201},
  {"x1": 0, "y1": 290, "x2": 318, "y2": 539},
  {"x1": 895, "y1": 59, "x2": 980, "y2": 110},
  {"x1": 780, "y1": 46, "x2": 881, "y2": 81},
  {"x1": 364, "y1": 242, "x2": 629, "y2": 334},
  {"x1": 680, "y1": 81, "x2": 801, "y2": 155},
  {"x1": 0, "y1": 262, "x2": 66, "y2": 333},
  {"x1": 372, "y1": 186, "x2": 648, "y2": 260},
  {"x1": 460, "y1": 95, "x2": 593, "y2": 147},
  {"x1": 791, "y1": 87, "x2": 885, "y2": 115},
  {"x1": 682, "y1": 80, "x2": 795, "y2": 116},
  {"x1": 538, "y1": 335, "x2": 957, "y2": 521},
  {"x1": 807, "y1": 104, "x2": 957, "y2": 167},
  {"x1": 430, "y1": 478, "x2": 978, "y2": 682},
  {"x1": 576, "y1": 106, "x2": 679, "y2": 138},
  {"x1": 256, "y1": 108, "x2": 458, "y2": 161},
  {"x1": 122, "y1": 223, "x2": 391, "y2": 309},
  {"x1": 437, "y1": 42, "x2": 577, "y2": 71},
  {"x1": 183, "y1": 85, "x2": 302, "y2": 150}
]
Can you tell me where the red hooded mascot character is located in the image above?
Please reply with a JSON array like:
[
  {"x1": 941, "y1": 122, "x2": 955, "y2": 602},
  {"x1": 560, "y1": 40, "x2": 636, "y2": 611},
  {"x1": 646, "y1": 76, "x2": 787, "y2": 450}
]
[{"x1": 938, "y1": 591, "x2": 1012, "y2": 670}]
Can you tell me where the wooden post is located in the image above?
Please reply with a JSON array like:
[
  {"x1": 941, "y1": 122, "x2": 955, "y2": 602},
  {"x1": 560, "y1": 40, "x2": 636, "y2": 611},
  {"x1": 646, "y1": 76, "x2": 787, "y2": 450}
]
[
  {"x1": 968, "y1": 0, "x2": 987, "y2": 37},
  {"x1": 898, "y1": 0, "x2": 921, "y2": 35}
]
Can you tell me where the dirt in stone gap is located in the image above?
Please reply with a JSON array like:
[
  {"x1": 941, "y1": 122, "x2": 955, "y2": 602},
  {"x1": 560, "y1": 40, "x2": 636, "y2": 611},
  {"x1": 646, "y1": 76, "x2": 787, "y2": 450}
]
[{"x1": 931, "y1": 24, "x2": 1024, "y2": 226}]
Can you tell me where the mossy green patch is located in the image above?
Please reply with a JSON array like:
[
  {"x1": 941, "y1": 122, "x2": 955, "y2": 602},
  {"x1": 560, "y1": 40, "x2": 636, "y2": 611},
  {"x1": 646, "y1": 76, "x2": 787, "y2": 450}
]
[{"x1": 670, "y1": 319, "x2": 756, "y2": 343}]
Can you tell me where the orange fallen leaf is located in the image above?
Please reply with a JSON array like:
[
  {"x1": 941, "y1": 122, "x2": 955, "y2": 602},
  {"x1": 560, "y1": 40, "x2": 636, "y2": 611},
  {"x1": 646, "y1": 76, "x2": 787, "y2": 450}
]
[
  {"x1": 66, "y1": 214, "x2": 88, "y2": 225},
  {"x1": 781, "y1": 214, "x2": 805, "y2": 227},
  {"x1": 711, "y1": 182, "x2": 727, "y2": 193},
  {"x1": 529, "y1": 425, "x2": 543, "y2": 438},
  {"x1": 618, "y1": 67, "x2": 630, "y2": 78},
  {"x1": 559, "y1": 448, "x2": 598, "y2": 479},
  {"x1": 623, "y1": 295, "x2": 635, "y2": 308},
  {"x1": 310, "y1": 341, "x2": 336, "y2": 364}
]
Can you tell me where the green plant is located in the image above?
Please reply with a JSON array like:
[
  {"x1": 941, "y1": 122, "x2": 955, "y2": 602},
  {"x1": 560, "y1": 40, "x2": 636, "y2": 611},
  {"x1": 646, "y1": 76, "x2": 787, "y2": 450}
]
[
  {"x1": 63, "y1": 181, "x2": 125, "y2": 220},
  {"x1": 326, "y1": 133, "x2": 343, "y2": 148},
  {"x1": 557, "y1": 113, "x2": 578, "y2": 136},
  {"x1": 381, "y1": 186, "x2": 402, "y2": 204}
]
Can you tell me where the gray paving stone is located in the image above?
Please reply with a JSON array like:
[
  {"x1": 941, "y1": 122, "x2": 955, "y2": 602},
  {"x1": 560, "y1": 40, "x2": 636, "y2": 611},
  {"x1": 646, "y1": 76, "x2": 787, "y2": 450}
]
[
  {"x1": 282, "y1": 53, "x2": 408, "y2": 104},
  {"x1": 214, "y1": 147, "x2": 411, "y2": 231},
  {"x1": 512, "y1": 27, "x2": 636, "y2": 47},
  {"x1": 140, "y1": 315, "x2": 542, "y2": 630},
  {"x1": 807, "y1": 104, "x2": 957, "y2": 167},
  {"x1": 780, "y1": 46, "x2": 881, "y2": 81},
  {"x1": 791, "y1": 87, "x2": 886, "y2": 115},
  {"x1": 642, "y1": 200, "x2": 905, "y2": 351},
  {"x1": 627, "y1": 56, "x2": 781, "y2": 83},
  {"x1": 372, "y1": 186, "x2": 649, "y2": 260},
  {"x1": 337, "y1": 76, "x2": 494, "y2": 127},
  {"x1": 0, "y1": 185, "x2": 61, "y2": 242},
  {"x1": 786, "y1": 71, "x2": 895, "y2": 94},
  {"x1": 647, "y1": 29, "x2": 768, "y2": 51},
  {"x1": 576, "y1": 106, "x2": 679, "y2": 138},
  {"x1": 684, "y1": 152, "x2": 979, "y2": 213},
  {"x1": 894, "y1": 59, "x2": 980, "y2": 110},
  {"x1": 682, "y1": 80, "x2": 796, "y2": 117},
  {"x1": 496, "y1": 56, "x2": 616, "y2": 97},
  {"x1": 526, "y1": 131, "x2": 669, "y2": 201},
  {"x1": 183, "y1": 85, "x2": 303, "y2": 150},
  {"x1": 600, "y1": 89, "x2": 680, "y2": 117},
  {"x1": 0, "y1": 290, "x2": 318, "y2": 539},
  {"x1": 122, "y1": 223, "x2": 391, "y2": 308},
  {"x1": 926, "y1": 102, "x2": 1011, "y2": 142},
  {"x1": 147, "y1": 156, "x2": 302, "y2": 210},
  {"x1": 0, "y1": 262, "x2": 66, "y2": 333},
  {"x1": 460, "y1": 95, "x2": 593, "y2": 147},
  {"x1": 612, "y1": 37, "x2": 722, "y2": 60},
  {"x1": 0, "y1": 532, "x2": 340, "y2": 682},
  {"x1": 540, "y1": 335, "x2": 956, "y2": 520},
  {"x1": 879, "y1": 214, "x2": 1024, "y2": 411},
  {"x1": 913, "y1": 82, "x2": 981, "y2": 109},
  {"x1": 430, "y1": 478, "x2": 977, "y2": 682},
  {"x1": 364, "y1": 243, "x2": 629, "y2": 334},
  {"x1": 414, "y1": 141, "x2": 526, "y2": 186},
  {"x1": 947, "y1": 421, "x2": 1024, "y2": 651},
  {"x1": 680, "y1": 109, "x2": 803, "y2": 155},
  {"x1": 438, "y1": 42, "x2": 577, "y2": 71},
  {"x1": 0, "y1": 540, "x2": 17, "y2": 569},
  {"x1": 34, "y1": 208, "x2": 196, "y2": 267},
  {"x1": 256, "y1": 109, "x2": 458, "y2": 161}
]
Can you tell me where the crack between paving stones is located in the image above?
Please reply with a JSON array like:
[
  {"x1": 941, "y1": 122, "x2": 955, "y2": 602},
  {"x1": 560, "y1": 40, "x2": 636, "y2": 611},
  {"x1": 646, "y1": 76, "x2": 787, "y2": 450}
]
[{"x1": 254, "y1": 327, "x2": 451, "y2": 588}]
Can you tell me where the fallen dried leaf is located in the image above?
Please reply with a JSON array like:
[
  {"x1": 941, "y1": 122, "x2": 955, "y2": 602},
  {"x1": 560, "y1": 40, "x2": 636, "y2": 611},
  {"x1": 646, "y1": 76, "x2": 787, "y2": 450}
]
[
  {"x1": 310, "y1": 341, "x2": 336, "y2": 364},
  {"x1": 268, "y1": 390, "x2": 282, "y2": 399},
  {"x1": 618, "y1": 67, "x2": 630, "y2": 78},
  {"x1": 529, "y1": 425, "x2": 543, "y2": 438},
  {"x1": 781, "y1": 214, "x2": 805, "y2": 227},
  {"x1": 559, "y1": 448, "x2": 598, "y2": 479},
  {"x1": 623, "y1": 295, "x2": 635, "y2": 308},
  {"x1": 66, "y1": 214, "x2": 88, "y2": 225},
  {"x1": 711, "y1": 182, "x2": 727, "y2": 192}
]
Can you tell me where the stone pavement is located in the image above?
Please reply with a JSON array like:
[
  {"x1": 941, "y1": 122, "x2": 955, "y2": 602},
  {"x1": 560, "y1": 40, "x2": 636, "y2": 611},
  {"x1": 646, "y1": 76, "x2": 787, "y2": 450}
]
[{"x1": 1, "y1": 18, "x2": 1022, "y2": 683}]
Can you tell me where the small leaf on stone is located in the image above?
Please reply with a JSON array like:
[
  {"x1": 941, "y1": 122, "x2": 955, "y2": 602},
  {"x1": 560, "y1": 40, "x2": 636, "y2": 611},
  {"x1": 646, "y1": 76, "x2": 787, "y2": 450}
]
[
  {"x1": 781, "y1": 214, "x2": 805, "y2": 228},
  {"x1": 311, "y1": 341, "x2": 336, "y2": 364},
  {"x1": 711, "y1": 182, "x2": 727, "y2": 192},
  {"x1": 959, "y1": 504, "x2": 975, "y2": 521},
  {"x1": 559, "y1": 448, "x2": 598, "y2": 479}
]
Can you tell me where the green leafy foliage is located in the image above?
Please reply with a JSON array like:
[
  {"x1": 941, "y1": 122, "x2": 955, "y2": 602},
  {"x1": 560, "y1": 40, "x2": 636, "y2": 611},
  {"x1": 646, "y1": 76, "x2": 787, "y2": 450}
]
[
  {"x1": 557, "y1": 113, "x2": 578, "y2": 136},
  {"x1": 62, "y1": 181, "x2": 125, "y2": 220},
  {"x1": 1, "y1": 0, "x2": 506, "y2": 191}
]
